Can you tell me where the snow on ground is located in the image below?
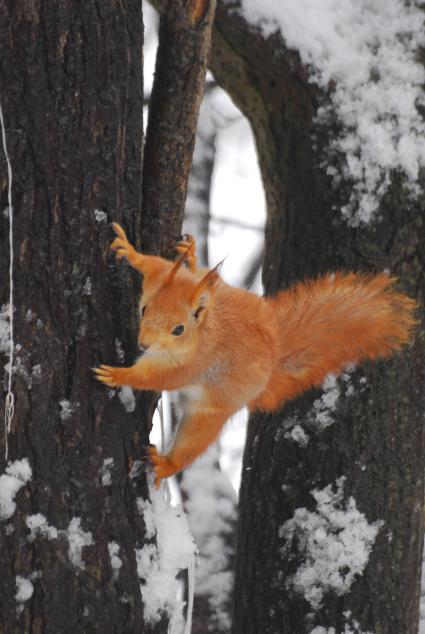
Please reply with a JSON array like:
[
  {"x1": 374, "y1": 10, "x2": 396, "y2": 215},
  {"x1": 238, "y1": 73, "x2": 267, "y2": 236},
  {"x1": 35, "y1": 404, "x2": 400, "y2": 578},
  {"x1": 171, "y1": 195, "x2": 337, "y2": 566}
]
[
  {"x1": 280, "y1": 477, "x2": 382, "y2": 609},
  {"x1": 240, "y1": 0, "x2": 425, "y2": 225}
]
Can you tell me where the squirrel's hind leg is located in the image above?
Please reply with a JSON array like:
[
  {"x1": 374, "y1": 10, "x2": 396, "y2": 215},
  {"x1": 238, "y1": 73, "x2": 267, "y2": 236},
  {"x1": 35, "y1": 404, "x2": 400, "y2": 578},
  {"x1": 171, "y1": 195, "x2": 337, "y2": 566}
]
[{"x1": 148, "y1": 405, "x2": 235, "y2": 486}]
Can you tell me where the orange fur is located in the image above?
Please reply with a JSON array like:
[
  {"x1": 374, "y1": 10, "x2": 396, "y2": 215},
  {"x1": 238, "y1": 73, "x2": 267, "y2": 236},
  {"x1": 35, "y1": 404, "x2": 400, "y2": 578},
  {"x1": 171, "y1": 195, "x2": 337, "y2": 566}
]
[{"x1": 94, "y1": 224, "x2": 417, "y2": 486}]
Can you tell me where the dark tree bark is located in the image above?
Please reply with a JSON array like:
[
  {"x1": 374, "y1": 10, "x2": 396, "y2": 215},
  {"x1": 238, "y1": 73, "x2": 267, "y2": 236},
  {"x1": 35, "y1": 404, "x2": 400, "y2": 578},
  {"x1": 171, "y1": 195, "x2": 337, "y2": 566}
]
[
  {"x1": 142, "y1": 0, "x2": 217, "y2": 256},
  {"x1": 0, "y1": 2, "x2": 148, "y2": 633},
  {"x1": 0, "y1": 0, "x2": 220, "y2": 631},
  {"x1": 205, "y1": 5, "x2": 425, "y2": 634}
]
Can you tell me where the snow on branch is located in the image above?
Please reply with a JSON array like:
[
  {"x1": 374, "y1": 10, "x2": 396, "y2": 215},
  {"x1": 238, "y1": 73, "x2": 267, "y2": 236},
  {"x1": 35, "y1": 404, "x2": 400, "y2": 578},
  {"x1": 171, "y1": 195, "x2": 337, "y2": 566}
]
[
  {"x1": 279, "y1": 477, "x2": 382, "y2": 609},
  {"x1": 240, "y1": 0, "x2": 425, "y2": 225}
]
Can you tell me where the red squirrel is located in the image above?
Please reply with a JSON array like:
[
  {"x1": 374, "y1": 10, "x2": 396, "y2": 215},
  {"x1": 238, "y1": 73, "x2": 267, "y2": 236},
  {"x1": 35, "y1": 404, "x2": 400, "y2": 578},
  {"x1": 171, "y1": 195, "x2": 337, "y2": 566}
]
[{"x1": 94, "y1": 223, "x2": 417, "y2": 486}]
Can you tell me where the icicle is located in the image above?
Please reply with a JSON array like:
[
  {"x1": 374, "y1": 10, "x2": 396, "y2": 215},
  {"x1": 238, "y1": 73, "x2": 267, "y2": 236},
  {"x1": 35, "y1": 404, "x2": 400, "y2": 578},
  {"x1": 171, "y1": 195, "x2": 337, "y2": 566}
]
[
  {"x1": 184, "y1": 555, "x2": 196, "y2": 634},
  {"x1": 156, "y1": 393, "x2": 196, "y2": 633},
  {"x1": 0, "y1": 98, "x2": 15, "y2": 461},
  {"x1": 158, "y1": 394, "x2": 171, "y2": 505}
]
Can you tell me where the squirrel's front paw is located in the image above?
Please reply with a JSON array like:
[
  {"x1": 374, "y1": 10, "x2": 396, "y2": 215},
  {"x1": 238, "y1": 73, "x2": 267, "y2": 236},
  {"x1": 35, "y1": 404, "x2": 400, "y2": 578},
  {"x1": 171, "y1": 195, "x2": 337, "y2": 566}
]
[
  {"x1": 110, "y1": 223, "x2": 137, "y2": 262},
  {"x1": 147, "y1": 446, "x2": 177, "y2": 488},
  {"x1": 93, "y1": 365, "x2": 126, "y2": 388}
]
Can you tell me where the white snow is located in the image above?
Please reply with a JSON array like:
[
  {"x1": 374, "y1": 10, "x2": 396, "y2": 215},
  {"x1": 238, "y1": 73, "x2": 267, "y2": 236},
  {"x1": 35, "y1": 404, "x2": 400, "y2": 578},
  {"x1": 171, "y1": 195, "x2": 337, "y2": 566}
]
[
  {"x1": 119, "y1": 386, "x2": 136, "y2": 412},
  {"x1": 31, "y1": 364, "x2": 41, "y2": 380},
  {"x1": 239, "y1": 0, "x2": 425, "y2": 225},
  {"x1": 285, "y1": 423, "x2": 309, "y2": 447},
  {"x1": 82, "y1": 277, "x2": 92, "y2": 296},
  {"x1": 101, "y1": 458, "x2": 114, "y2": 486},
  {"x1": 312, "y1": 374, "x2": 341, "y2": 429},
  {"x1": 94, "y1": 209, "x2": 107, "y2": 223},
  {"x1": 115, "y1": 338, "x2": 125, "y2": 362},
  {"x1": 108, "y1": 541, "x2": 122, "y2": 579},
  {"x1": 135, "y1": 483, "x2": 196, "y2": 624},
  {"x1": 181, "y1": 447, "x2": 237, "y2": 631},
  {"x1": 311, "y1": 369, "x2": 354, "y2": 429},
  {"x1": 59, "y1": 400, "x2": 73, "y2": 422},
  {"x1": 26, "y1": 513, "x2": 58, "y2": 541},
  {"x1": 280, "y1": 477, "x2": 382, "y2": 609},
  {"x1": 0, "y1": 303, "x2": 11, "y2": 354},
  {"x1": 0, "y1": 459, "x2": 32, "y2": 520},
  {"x1": 15, "y1": 576, "x2": 33, "y2": 602},
  {"x1": 310, "y1": 620, "x2": 373, "y2": 634},
  {"x1": 66, "y1": 517, "x2": 93, "y2": 570}
]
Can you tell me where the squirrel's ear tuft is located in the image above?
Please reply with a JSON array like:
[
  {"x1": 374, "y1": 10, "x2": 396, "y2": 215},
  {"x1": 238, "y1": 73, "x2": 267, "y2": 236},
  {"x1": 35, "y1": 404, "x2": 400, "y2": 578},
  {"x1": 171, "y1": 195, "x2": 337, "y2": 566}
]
[
  {"x1": 191, "y1": 262, "x2": 222, "y2": 322},
  {"x1": 163, "y1": 241, "x2": 194, "y2": 287}
]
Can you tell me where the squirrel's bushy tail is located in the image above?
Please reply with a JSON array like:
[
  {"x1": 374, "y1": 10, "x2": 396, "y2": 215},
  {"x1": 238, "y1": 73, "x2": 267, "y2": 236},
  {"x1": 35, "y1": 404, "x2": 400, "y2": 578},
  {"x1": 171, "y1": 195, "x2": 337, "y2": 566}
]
[{"x1": 258, "y1": 273, "x2": 417, "y2": 411}]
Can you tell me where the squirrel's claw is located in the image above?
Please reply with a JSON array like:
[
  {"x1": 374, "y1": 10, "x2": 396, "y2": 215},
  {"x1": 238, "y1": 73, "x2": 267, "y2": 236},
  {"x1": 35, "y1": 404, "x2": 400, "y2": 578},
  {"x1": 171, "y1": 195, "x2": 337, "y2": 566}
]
[
  {"x1": 147, "y1": 445, "x2": 176, "y2": 488},
  {"x1": 112, "y1": 222, "x2": 127, "y2": 240},
  {"x1": 92, "y1": 364, "x2": 119, "y2": 387},
  {"x1": 110, "y1": 223, "x2": 137, "y2": 262}
]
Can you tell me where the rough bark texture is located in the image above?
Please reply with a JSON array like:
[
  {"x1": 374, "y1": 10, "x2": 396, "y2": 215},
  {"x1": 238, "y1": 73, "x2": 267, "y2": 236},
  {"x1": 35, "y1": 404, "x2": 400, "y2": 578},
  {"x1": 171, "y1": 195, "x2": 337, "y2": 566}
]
[
  {"x1": 205, "y1": 3, "x2": 425, "y2": 634},
  {"x1": 0, "y1": 2, "x2": 152, "y2": 632},
  {"x1": 141, "y1": 0, "x2": 217, "y2": 256}
]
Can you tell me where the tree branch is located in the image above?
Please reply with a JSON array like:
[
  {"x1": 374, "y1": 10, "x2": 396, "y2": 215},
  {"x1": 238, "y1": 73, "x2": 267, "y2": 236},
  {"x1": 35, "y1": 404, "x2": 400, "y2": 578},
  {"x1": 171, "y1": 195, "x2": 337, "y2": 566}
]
[{"x1": 141, "y1": 0, "x2": 217, "y2": 256}]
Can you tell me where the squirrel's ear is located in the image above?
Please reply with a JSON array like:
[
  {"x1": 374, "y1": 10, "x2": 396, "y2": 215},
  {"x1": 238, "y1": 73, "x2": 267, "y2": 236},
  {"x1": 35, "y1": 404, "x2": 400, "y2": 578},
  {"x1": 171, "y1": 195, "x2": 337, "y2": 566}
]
[{"x1": 191, "y1": 262, "x2": 222, "y2": 322}]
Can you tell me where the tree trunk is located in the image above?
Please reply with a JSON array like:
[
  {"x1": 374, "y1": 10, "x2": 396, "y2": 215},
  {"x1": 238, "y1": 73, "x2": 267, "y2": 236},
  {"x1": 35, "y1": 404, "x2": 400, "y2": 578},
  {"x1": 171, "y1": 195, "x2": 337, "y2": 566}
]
[
  {"x1": 0, "y1": 0, "x2": 222, "y2": 630},
  {"x1": 206, "y1": 4, "x2": 425, "y2": 633},
  {"x1": 0, "y1": 2, "x2": 149, "y2": 632}
]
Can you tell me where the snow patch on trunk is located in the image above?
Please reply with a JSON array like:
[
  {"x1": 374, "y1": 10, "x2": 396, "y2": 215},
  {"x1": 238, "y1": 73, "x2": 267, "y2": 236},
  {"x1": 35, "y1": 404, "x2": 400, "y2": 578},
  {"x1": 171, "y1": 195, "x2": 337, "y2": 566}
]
[
  {"x1": 26, "y1": 513, "x2": 58, "y2": 541},
  {"x1": 119, "y1": 386, "x2": 136, "y2": 412},
  {"x1": 66, "y1": 517, "x2": 93, "y2": 570},
  {"x1": 239, "y1": 0, "x2": 425, "y2": 225},
  {"x1": 0, "y1": 459, "x2": 32, "y2": 521},
  {"x1": 280, "y1": 477, "x2": 382, "y2": 609}
]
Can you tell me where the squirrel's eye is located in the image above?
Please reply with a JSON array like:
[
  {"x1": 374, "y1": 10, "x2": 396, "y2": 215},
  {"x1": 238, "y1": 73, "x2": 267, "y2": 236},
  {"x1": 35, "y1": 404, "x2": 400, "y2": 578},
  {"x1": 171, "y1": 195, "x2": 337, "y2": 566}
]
[
  {"x1": 171, "y1": 324, "x2": 185, "y2": 336},
  {"x1": 140, "y1": 305, "x2": 146, "y2": 317}
]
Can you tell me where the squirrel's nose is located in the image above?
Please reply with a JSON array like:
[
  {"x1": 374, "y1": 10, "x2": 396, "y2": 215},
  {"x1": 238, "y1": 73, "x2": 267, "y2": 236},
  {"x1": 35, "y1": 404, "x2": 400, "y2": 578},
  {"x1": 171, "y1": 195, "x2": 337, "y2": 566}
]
[{"x1": 138, "y1": 341, "x2": 150, "y2": 354}]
